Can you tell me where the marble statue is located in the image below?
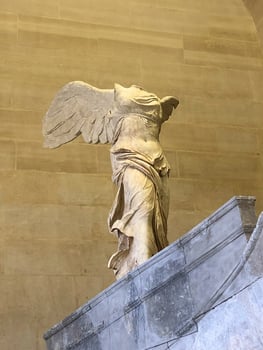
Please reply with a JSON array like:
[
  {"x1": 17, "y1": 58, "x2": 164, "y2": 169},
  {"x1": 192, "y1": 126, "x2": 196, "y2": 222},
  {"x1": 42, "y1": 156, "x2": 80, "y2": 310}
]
[{"x1": 43, "y1": 82, "x2": 179, "y2": 279}]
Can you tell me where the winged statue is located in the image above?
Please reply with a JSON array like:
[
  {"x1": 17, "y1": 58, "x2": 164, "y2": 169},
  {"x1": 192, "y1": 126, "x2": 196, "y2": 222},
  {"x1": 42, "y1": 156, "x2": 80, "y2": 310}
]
[{"x1": 43, "y1": 81, "x2": 179, "y2": 279}]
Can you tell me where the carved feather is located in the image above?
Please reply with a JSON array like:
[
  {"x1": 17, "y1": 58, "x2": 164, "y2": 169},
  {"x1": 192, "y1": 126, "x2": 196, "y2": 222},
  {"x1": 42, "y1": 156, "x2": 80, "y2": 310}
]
[{"x1": 42, "y1": 81, "x2": 114, "y2": 148}]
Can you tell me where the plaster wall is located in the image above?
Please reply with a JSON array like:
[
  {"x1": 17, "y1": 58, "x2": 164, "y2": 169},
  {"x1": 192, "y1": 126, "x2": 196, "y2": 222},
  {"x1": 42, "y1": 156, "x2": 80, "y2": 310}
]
[{"x1": 0, "y1": 1, "x2": 262, "y2": 349}]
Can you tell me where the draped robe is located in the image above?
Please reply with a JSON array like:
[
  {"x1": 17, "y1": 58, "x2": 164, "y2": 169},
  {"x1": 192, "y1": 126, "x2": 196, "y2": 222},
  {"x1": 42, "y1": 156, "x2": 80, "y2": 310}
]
[{"x1": 107, "y1": 85, "x2": 170, "y2": 278}]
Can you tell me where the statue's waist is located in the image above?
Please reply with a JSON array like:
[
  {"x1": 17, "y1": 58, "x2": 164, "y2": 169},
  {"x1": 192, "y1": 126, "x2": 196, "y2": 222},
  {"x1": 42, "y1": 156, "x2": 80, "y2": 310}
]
[
  {"x1": 110, "y1": 147, "x2": 170, "y2": 177},
  {"x1": 111, "y1": 137, "x2": 161, "y2": 155}
]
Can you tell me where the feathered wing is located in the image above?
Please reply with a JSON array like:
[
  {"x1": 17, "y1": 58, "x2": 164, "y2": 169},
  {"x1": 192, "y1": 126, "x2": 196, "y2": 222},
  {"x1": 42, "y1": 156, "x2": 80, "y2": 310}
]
[
  {"x1": 160, "y1": 96, "x2": 179, "y2": 122},
  {"x1": 42, "y1": 81, "x2": 115, "y2": 148}
]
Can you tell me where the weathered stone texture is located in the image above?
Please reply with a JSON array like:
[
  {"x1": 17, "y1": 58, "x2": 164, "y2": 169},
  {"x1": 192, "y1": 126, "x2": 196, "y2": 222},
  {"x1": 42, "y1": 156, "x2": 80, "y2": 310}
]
[
  {"x1": 44, "y1": 197, "x2": 263, "y2": 350},
  {"x1": 0, "y1": 0, "x2": 263, "y2": 349}
]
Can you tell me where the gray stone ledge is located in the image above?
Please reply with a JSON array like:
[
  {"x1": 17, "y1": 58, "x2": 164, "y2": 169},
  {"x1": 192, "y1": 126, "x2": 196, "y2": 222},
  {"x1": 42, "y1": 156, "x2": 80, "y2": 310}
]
[{"x1": 44, "y1": 196, "x2": 261, "y2": 350}]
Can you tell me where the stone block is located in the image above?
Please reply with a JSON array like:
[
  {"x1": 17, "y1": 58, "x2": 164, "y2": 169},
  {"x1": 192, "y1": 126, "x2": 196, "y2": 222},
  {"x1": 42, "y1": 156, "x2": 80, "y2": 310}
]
[
  {"x1": 183, "y1": 34, "x2": 262, "y2": 57},
  {"x1": 142, "y1": 271, "x2": 194, "y2": 348},
  {"x1": 170, "y1": 214, "x2": 263, "y2": 350},
  {"x1": 12, "y1": 78, "x2": 66, "y2": 111},
  {"x1": 0, "y1": 275, "x2": 77, "y2": 324},
  {"x1": 161, "y1": 123, "x2": 217, "y2": 152},
  {"x1": 249, "y1": 70, "x2": 263, "y2": 101},
  {"x1": 16, "y1": 141, "x2": 98, "y2": 174},
  {"x1": 18, "y1": 13, "x2": 183, "y2": 52},
  {"x1": 60, "y1": 0, "x2": 131, "y2": 27},
  {"x1": 55, "y1": 173, "x2": 114, "y2": 207},
  {"x1": 209, "y1": 24, "x2": 257, "y2": 42},
  {"x1": 0, "y1": 204, "x2": 111, "y2": 241},
  {"x1": 44, "y1": 196, "x2": 259, "y2": 350},
  {"x1": 193, "y1": 180, "x2": 236, "y2": 211},
  {"x1": 233, "y1": 180, "x2": 263, "y2": 212},
  {"x1": 106, "y1": 274, "x2": 143, "y2": 327},
  {"x1": 177, "y1": 151, "x2": 260, "y2": 180},
  {"x1": 98, "y1": 39, "x2": 142, "y2": 61},
  {"x1": 0, "y1": 12, "x2": 17, "y2": 45},
  {"x1": 0, "y1": 275, "x2": 79, "y2": 350},
  {"x1": 0, "y1": 0, "x2": 59, "y2": 17},
  {"x1": 0, "y1": 308, "x2": 38, "y2": 350},
  {"x1": 214, "y1": 213, "x2": 263, "y2": 303},
  {"x1": 258, "y1": 129, "x2": 263, "y2": 152},
  {"x1": 215, "y1": 126, "x2": 259, "y2": 154},
  {"x1": 0, "y1": 78, "x2": 13, "y2": 109},
  {"x1": 184, "y1": 49, "x2": 263, "y2": 71},
  {"x1": 35, "y1": 276, "x2": 80, "y2": 326},
  {"x1": 188, "y1": 233, "x2": 249, "y2": 311},
  {"x1": 18, "y1": 15, "x2": 97, "y2": 41},
  {"x1": 18, "y1": 16, "x2": 99, "y2": 51},
  {"x1": 168, "y1": 179, "x2": 196, "y2": 210},
  {"x1": 4, "y1": 240, "x2": 84, "y2": 275},
  {"x1": 0, "y1": 109, "x2": 42, "y2": 141},
  {"x1": 109, "y1": 316, "x2": 139, "y2": 350},
  {"x1": 0, "y1": 140, "x2": 15, "y2": 170},
  {"x1": 183, "y1": 10, "x2": 254, "y2": 37},
  {"x1": 178, "y1": 95, "x2": 263, "y2": 129},
  {"x1": 108, "y1": 27, "x2": 183, "y2": 50},
  {"x1": 258, "y1": 20, "x2": 263, "y2": 43},
  {"x1": 156, "y1": 0, "x2": 247, "y2": 15},
  {"x1": 4, "y1": 239, "x2": 115, "y2": 276},
  {"x1": 143, "y1": 62, "x2": 253, "y2": 100},
  {"x1": 0, "y1": 171, "x2": 114, "y2": 206},
  {"x1": 219, "y1": 68, "x2": 253, "y2": 99},
  {"x1": 209, "y1": 14, "x2": 257, "y2": 42},
  {"x1": 98, "y1": 38, "x2": 184, "y2": 66},
  {"x1": 169, "y1": 278, "x2": 263, "y2": 350},
  {"x1": 96, "y1": 55, "x2": 141, "y2": 88},
  {"x1": 0, "y1": 241, "x2": 3, "y2": 275},
  {"x1": 129, "y1": 3, "x2": 184, "y2": 33},
  {"x1": 181, "y1": 197, "x2": 256, "y2": 263}
]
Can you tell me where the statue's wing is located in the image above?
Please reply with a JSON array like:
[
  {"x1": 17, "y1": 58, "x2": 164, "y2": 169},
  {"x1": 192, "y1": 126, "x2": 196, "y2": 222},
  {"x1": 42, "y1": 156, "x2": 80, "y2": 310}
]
[
  {"x1": 42, "y1": 81, "x2": 115, "y2": 148},
  {"x1": 160, "y1": 96, "x2": 179, "y2": 122}
]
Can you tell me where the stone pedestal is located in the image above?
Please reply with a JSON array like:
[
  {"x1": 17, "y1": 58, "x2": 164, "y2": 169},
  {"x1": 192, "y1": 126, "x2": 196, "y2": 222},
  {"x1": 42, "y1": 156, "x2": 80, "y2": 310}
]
[{"x1": 44, "y1": 196, "x2": 263, "y2": 350}]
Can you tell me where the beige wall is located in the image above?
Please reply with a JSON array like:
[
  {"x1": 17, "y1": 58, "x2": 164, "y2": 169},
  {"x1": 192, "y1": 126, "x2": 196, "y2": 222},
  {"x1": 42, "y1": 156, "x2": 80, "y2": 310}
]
[{"x1": 0, "y1": 1, "x2": 263, "y2": 349}]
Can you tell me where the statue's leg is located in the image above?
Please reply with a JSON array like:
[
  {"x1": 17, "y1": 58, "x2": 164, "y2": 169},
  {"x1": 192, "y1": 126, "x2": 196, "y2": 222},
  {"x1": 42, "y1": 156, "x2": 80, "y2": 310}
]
[
  {"x1": 108, "y1": 167, "x2": 167, "y2": 278},
  {"x1": 121, "y1": 168, "x2": 158, "y2": 266}
]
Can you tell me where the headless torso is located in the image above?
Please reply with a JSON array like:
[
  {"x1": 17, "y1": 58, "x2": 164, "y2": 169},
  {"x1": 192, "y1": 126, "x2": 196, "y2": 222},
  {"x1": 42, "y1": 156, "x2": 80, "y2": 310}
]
[{"x1": 108, "y1": 85, "x2": 170, "y2": 278}]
